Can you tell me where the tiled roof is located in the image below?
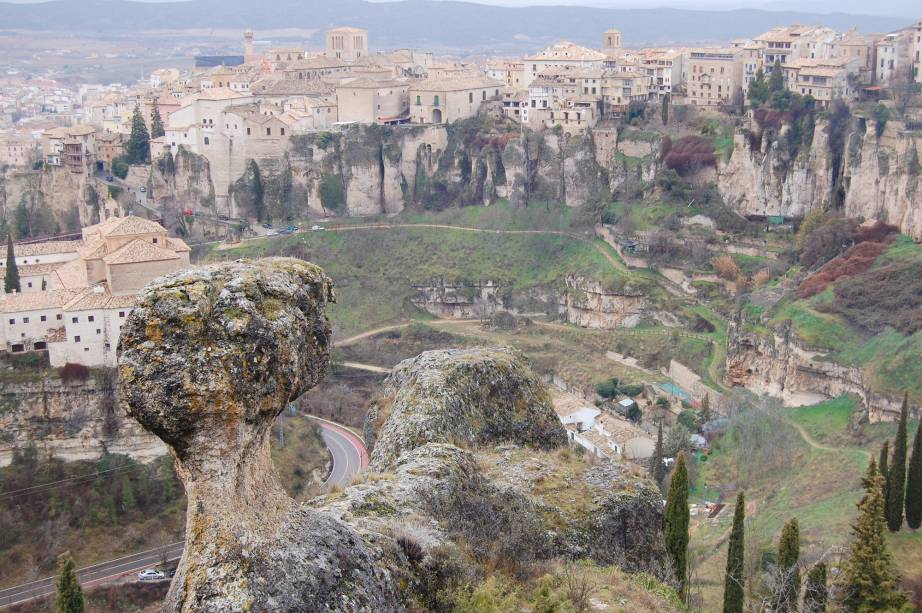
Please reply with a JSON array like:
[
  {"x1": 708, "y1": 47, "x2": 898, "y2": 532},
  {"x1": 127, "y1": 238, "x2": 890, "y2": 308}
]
[
  {"x1": 410, "y1": 76, "x2": 505, "y2": 92},
  {"x1": 14, "y1": 240, "x2": 83, "y2": 257},
  {"x1": 78, "y1": 238, "x2": 107, "y2": 259},
  {"x1": 52, "y1": 258, "x2": 88, "y2": 289},
  {"x1": 166, "y1": 237, "x2": 191, "y2": 252},
  {"x1": 63, "y1": 287, "x2": 138, "y2": 312},
  {"x1": 526, "y1": 41, "x2": 607, "y2": 62},
  {"x1": 103, "y1": 239, "x2": 180, "y2": 265},
  {"x1": 0, "y1": 289, "x2": 82, "y2": 313},
  {"x1": 18, "y1": 263, "x2": 64, "y2": 276}
]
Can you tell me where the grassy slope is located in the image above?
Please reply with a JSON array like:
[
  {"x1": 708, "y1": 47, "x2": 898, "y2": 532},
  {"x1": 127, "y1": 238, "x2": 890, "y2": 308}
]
[
  {"x1": 206, "y1": 226, "x2": 638, "y2": 337},
  {"x1": 691, "y1": 395, "x2": 921, "y2": 609},
  {"x1": 767, "y1": 236, "x2": 922, "y2": 402}
]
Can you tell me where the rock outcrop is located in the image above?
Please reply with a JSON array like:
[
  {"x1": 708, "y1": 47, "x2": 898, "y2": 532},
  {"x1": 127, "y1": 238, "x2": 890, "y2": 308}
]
[
  {"x1": 561, "y1": 275, "x2": 646, "y2": 329},
  {"x1": 118, "y1": 259, "x2": 670, "y2": 612},
  {"x1": 725, "y1": 317, "x2": 903, "y2": 421}
]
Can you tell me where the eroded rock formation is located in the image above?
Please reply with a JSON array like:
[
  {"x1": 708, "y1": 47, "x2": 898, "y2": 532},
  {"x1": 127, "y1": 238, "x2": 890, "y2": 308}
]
[{"x1": 118, "y1": 258, "x2": 670, "y2": 612}]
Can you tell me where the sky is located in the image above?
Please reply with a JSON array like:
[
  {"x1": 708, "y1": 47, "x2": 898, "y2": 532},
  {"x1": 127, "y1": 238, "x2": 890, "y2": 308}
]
[{"x1": 1, "y1": 0, "x2": 917, "y2": 17}]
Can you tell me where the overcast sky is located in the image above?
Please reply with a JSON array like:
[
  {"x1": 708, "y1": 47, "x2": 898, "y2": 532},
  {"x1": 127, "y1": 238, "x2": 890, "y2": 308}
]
[{"x1": 1, "y1": 0, "x2": 917, "y2": 17}]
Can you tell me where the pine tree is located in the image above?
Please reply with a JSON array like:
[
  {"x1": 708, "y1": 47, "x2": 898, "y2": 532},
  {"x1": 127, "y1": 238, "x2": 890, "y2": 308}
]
[
  {"x1": 768, "y1": 59, "x2": 784, "y2": 93},
  {"x1": 651, "y1": 421, "x2": 666, "y2": 484},
  {"x1": 4, "y1": 233, "x2": 20, "y2": 294},
  {"x1": 150, "y1": 100, "x2": 165, "y2": 140},
  {"x1": 55, "y1": 551, "x2": 85, "y2": 613},
  {"x1": 661, "y1": 93, "x2": 669, "y2": 125},
  {"x1": 906, "y1": 408, "x2": 922, "y2": 530},
  {"x1": 776, "y1": 518, "x2": 800, "y2": 612},
  {"x1": 880, "y1": 439, "x2": 890, "y2": 510},
  {"x1": 885, "y1": 393, "x2": 909, "y2": 532},
  {"x1": 664, "y1": 451, "x2": 689, "y2": 598},
  {"x1": 126, "y1": 105, "x2": 151, "y2": 165},
  {"x1": 803, "y1": 563, "x2": 828, "y2": 613},
  {"x1": 841, "y1": 460, "x2": 905, "y2": 612},
  {"x1": 722, "y1": 491, "x2": 745, "y2": 613}
]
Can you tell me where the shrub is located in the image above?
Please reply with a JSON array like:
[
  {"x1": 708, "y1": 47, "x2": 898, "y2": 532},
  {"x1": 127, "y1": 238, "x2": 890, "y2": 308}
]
[
  {"x1": 620, "y1": 384, "x2": 644, "y2": 396},
  {"x1": 799, "y1": 216, "x2": 858, "y2": 269},
  {"x1": 798, "y1": 240, "x2": 890, "y2": 298},
  {"x1": 60, "y1": 362, "x2": 90, "y2": 382},
  {"x1": 595, "y1": 378, "x2": 620, "y2": 399},
  {"x1": 318, "y1": 174, "x2": 346, "y2": 211},
  {"x1": 712, "y1": 254, "x2": 742, "y2": 282},
  {"x1": 111, "y1": 156, "x2": 129, "y2": 179},
  {"x1": 660, "y1": 136, "x2": 717, "y2": 174}
]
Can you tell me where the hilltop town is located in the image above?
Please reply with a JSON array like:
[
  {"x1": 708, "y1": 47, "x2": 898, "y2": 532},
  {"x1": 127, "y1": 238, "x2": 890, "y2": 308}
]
[{"x1": 1, "y1": 9, "x2": 922, "y2": 613}]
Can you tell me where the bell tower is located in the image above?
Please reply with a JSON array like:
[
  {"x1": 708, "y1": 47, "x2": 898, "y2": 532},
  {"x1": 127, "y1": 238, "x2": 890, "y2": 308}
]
[
  {"x1": 603, "y1": 28, "x2": 622, "y2": 52},
  {"x1": 244, "y1": 29, "x2": 255, "y2": 63}
]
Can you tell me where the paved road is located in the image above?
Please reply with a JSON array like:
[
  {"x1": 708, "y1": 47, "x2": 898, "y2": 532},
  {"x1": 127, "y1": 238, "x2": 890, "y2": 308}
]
[{"x1": 0, "y1": 419, "x2": 366, "y2": 609}]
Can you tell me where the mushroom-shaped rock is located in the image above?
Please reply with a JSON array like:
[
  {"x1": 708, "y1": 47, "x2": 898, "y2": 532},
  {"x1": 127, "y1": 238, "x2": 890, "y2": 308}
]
[
  {"x1": 118, "y1": 258, "x2": 400, "y2": 612},
  {"x1": 364, "y1": 347, "x2": 567, "y2": 471}
]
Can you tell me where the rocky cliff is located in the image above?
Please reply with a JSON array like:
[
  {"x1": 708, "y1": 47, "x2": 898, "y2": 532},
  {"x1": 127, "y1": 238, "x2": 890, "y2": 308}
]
[
  {"x1": 1, "y1": 165, "x2": 97, "y2": 235},
  {"x1": 718, "y1": 116, "x2": 922, "y2": 240},
  {"x1": 561, "y1": 274, "x2": 646, "y2": 328},
  {"x1": 725, "y1": 317, "x2": 903, "y2": 421},
  {"x1": 0, "y1": 372, "x2": 164, "y2": 466},
  {"x1": 118, "y1": 258, "x2": 671, "y2": 612}
]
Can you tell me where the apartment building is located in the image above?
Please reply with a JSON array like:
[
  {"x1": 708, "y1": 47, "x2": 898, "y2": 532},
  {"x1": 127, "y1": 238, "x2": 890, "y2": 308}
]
[
  {"x1": 522, "y1": 41, "x2": 607, "y2": 88},
  {"x1": 336, "y1": 78, "x2": 410, "y2": 124},
  {"x1": 682, "y1": 48, "x2": 743, "y2": 108},
  {"x1": 409, "y1": 77, "x2": 504, "y2": 124},
  {"x1": 782, "y1": 56, "x2": 862, "y2": 105},
  {"x1": 875, "y1": 29, "x2": 913, "y2": 84},
  {"x1": 41, "y1": 125, "x2": 97, "y2": 173}
]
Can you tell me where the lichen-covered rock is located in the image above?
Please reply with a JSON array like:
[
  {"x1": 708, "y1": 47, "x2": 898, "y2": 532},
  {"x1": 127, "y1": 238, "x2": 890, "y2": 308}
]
[
  {"x1": 119, "y1": 259, "x2": 403, "y2": 612},
  {"x1": 364, "y1": 347, "x2": 567, "y2": 471},
  {"x1": 118, "y1": 260, "x2": 671, "y2": 611}
]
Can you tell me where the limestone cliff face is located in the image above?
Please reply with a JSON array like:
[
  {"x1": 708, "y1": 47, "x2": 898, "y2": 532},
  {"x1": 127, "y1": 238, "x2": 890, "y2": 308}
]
[
  {"x1": 725, "y1": 317, "x2": 903, "y2": 421},
  {"x1": 118, "y1": 259, "x2": 671, "y2": 612},
  {"x1": 718, "y1": 123, "x2": 833, "y2": 219},
  {"x1": 1, "y1": 166, "x2": 95, "y2": 232},
  {"x1": 842, "y1": 123, "x2": 922, "y2": 240},
  {"x1": 561, "y1": 275, "x2": 646, "y2": 329},
  {"x1": 718, "y1": 118, "x2": 922, "y2": 240},
  {"x1": 411, "y1": 278, "x2": 501, "y2": 318},
  {"x1": 0, "y1": 374, "x2": 164, "y2": 466}
]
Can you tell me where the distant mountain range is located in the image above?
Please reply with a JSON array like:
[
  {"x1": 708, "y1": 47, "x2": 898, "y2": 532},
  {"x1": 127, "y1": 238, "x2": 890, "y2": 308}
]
[{"x1": 0, "y1": 0, "x2": 914, "y2": 53}]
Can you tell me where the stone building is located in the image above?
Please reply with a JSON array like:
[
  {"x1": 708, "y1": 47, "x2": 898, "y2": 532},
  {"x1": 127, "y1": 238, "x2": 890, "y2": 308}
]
[
  {"x1": 409, "y1": 77, "x2": 504, "y2": 124},
  {"x1": 325, "y1": 27, "x2": 369, "y2": 62},
  {"x1": 682, "y1": 48, "x2": 743, "y2": 108},
  {"x1": 336, "y1": 78, "x2": 410, "y2": 124},
  {"x1": 0, "y1": 216, "x2": 190, "y2": 367}
]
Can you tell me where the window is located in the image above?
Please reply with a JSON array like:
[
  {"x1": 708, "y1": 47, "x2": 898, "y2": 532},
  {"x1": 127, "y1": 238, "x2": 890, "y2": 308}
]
[
  {"x1": 119, "y1": 311, "x2": 126, "y2": 318},
  {"x1": 266, "y1": 128, "x2": 271, "y2": 136},
  {"x1": 88, "y1": 315, "x2": 95, "y2": 322},
  {"x1": 96, "y1": 329, "x2": 101, "y2": 335},
  {"x1": 153, "y1": 238, "x2": 158, "y2": 244},
  {"x1": 56, "y1": 314, "x2": 62, "y2": 321},
  {"x1": 23, "y1": 317, "x2": 29, "y2": 323},
  {"x1": 247, "y1": 127, "x2": 251, "y2": 136},
  {"x1": 40, "y1": 315, "x2": 46, "y2": 322},
  {"x1": 72, "y1": 317, "x2": 78, "y2": 323},
  {"x1": 27, "y1": 282, "x2": 32, "y2": 288},
  {"x1": 84, "y1": 347, "x2": 89, "y2": 352},
  {"x1": 281, "y1": 128, "x2": 285, "y2": 136},
  {"x1": 8, "y1": 319, "x2": 14, "y2": 325},
  {"x1": 204, "y1": 137, "x2": 210, "y2": 145},
  {"x1": 469, "y1": 92, "x2": 473, "y2": 103},
  {"x1": 434, "y1": 95, "x2": 440, "y2": 106},
  {"x1": 74, "y1": 336, "x2": 81, "y2": 342}
]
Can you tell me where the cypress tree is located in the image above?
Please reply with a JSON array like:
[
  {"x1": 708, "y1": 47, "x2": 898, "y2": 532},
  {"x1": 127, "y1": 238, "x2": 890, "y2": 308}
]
[
  {"x1": 722, "y1": 491, "x2": 745, "y2": 613},
  {"x1": 803, "y1": 563, "x2": 828, "y2": 613},
  {"x1": 651, "y1": 421, "x2": 666, "y2": 484},
  {"x1": 126, "y1": 105, "x2": 151, "y2": 164},
  {"x1": 841, "y1": 460, "x2": 905, "y2": 612},
  {"x1": 699, "y1": 393, "x2": 712, "y2": 425},
  {"x1": 4, "y1": 233, "x2": 20, "y2": 294},
  {"x1": 661, "y1": 93, "x2": 669, "y2": 125},
  {"x1": 768, "y1": 59, "x2": 784, "y2": 93},
  {"x1": 55, "y1": 551, "x2": 85, "y2": 613},
  {"x1": 906, "y1": 409, "x2": 922, "y2": 529},
  {"x1": 150, "y1": 100, "x2": 165, "y2": 140},
  {"x1": 879, "y1": 439, "x2": 890, "y2": 510},
  {"x1": 885, "y1": 393, "x2": 909, "y2": 532},
  {"x1": 664, "y1": 451, "x2": 689, "y2": 598},
  {"x1": 776, "y1": 518, "x2": 800, "y2": 612}
]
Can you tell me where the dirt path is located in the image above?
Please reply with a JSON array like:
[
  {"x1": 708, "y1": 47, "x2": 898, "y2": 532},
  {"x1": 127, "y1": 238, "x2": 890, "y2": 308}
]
[
  {"x1": 334, "y1": 319, "x2": 484, "y2": 347},
  {"x1": 785, "y1": 416, "x2": 872, "y2": 461}
]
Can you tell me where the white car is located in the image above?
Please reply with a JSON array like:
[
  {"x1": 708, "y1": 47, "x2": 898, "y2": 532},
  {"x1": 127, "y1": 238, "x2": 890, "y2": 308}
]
[
  {"x1": 138, "y1": 569, "x2": 165, "y2": 581},
  {"x1": 311, "y1": 225, "x2": 325, "y2": 231}
]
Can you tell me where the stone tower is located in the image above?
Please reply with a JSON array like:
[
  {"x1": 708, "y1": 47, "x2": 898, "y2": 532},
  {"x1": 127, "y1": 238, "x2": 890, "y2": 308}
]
[
  {"x1": 244, "y1": 28, "x2": 255, "y2": 63},
  {"x1": 604, "y1": 28, "x2": 622, "y2": 51}
]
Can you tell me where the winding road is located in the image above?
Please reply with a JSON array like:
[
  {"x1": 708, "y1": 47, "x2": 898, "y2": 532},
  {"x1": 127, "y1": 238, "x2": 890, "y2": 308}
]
[{"x1": 0, "y1": 419, "x2": 367, "y2": 609}]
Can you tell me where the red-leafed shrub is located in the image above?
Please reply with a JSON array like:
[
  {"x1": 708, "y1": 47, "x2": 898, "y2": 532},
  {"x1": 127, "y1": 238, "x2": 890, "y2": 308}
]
[
  {"x1": 797, "y1": 240, "x2": 890, "y2": 298},
  {"x1": 853, "y1": 220, "x2": 899, "y2": 244},
  {"x1": 60, "y1": 362, "x2": 90, "y2": 382},
  {"x1": 660, "y1": 135, "x2": 716, "y2": 174}
]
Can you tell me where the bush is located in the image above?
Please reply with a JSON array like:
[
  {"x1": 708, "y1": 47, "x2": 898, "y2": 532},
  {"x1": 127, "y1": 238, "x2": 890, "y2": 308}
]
[
  {"x1": 620, "y1": 384, "x2": 644, "y2": 397},
  {"x1": 596, "y1": 377, "x2": 620, "y2": 399},
  {"x1": 60, "y1": 362, "x2": 90, "y2": 382},
  {"x1": 799, "y1": 216, "x2": 858, "y2": 269},
  {"x1": 111, "y1": 156, "x2": 129, "y2": 179},
  {"x1": 660, "y1": 136, "x2": 717, "y2": 174},
  {"x1": 318, "y1": 174, "x2": 346, "y2": 211},
  {"x1": 873, "y1": 103, "x2": 890, "y2": 137},
  {"x1": 797, "y1": 239, "x2": 891, "y2": 298}
]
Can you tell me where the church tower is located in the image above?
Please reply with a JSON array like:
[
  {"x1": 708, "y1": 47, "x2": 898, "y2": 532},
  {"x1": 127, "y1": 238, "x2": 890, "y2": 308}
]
[
  {"x1": 603, "y1": 28, "x2": 622, "y2": 52},
  {"x1": 244, "y1": 29, "x2": 255, "y2": 64}
]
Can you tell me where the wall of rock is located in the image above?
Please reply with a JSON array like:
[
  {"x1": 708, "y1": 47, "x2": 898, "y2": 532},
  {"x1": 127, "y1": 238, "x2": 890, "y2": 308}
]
[
  {"x1": 560, "y1": 275, "x2": 646, "y2": 329},
  {"x1": 725, "y1": 318, "x2": 904, "y2": 421},
  {"x1": 0, "y1": 373, "x2": 165, "y2": 466}
]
